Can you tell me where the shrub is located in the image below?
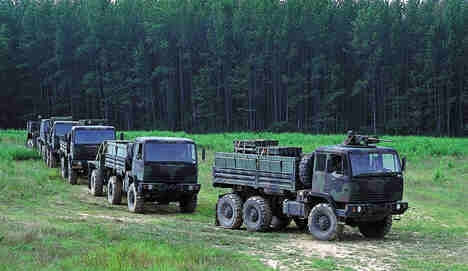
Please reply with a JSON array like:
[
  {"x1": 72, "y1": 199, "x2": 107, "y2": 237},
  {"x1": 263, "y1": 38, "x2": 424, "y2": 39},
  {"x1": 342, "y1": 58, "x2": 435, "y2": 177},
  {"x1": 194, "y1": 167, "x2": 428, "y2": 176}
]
[{"x1": 0, "y1": 144, "x2": 40, "y2": 161}]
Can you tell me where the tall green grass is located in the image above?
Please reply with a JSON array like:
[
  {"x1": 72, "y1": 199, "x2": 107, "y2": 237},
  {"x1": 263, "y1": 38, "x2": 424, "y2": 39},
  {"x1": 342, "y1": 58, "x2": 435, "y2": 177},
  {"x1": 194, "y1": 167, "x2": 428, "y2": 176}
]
[
  {"x1": 124, "y1": 130, "x2": 468, "y2": 159},
  {"x1": 4, "y1": 129, "x2": 467, "y2": 159}
]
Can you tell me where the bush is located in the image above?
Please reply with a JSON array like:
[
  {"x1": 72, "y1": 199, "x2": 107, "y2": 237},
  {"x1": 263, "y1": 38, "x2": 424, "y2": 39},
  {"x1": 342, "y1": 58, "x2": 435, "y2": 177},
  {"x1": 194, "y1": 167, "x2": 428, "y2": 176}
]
[
  {"x1": 432, "y1": 167, "x2": 446, "y2": 184},
  {"x1": 0, "y1": 144, "x2": 40, "y2": 161}
]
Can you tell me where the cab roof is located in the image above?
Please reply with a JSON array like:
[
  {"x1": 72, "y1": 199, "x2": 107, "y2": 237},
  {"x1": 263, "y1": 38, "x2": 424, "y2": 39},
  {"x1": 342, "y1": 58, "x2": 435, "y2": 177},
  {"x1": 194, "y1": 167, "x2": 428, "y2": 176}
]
[
  {"x1": 316, "y1": 144, "x2": 397, "y2": 154},
  {"x1": 71, "y1": 125, "x2": 115, "y2": 131},
  {"x1": 134, "y1": 136, "x2": 195, "y2": 144},
  {"x1": 52, "y1": 121, "x2": 79, "y2": 126}
]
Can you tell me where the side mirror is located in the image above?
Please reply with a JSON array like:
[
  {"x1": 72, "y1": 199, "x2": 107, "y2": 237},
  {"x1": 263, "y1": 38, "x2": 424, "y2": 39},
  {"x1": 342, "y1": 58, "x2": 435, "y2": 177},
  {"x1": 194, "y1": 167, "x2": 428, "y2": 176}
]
[{"x1": 401, "y1": 157, "x2": 406, "y2": 172}]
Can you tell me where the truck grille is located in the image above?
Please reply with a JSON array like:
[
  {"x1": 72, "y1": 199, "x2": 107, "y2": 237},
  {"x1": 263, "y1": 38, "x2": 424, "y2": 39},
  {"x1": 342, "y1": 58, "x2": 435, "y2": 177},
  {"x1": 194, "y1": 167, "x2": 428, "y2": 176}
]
[
  {"x1": 75, "y1": 145, "x2": 99, "y2": 160},
  {"x1": 349, "y1": 177, "x2": 403, "y2": 203}
]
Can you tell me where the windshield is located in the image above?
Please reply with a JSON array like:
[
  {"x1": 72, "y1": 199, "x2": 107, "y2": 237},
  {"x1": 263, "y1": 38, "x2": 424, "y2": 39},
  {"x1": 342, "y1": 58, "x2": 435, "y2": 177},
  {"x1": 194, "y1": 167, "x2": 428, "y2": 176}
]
[
  {"x1": 144, "y1": 143, "x2": 196, "y2": 163},
  {"x1": 350, "y1": 152, "x2": 401, "y2": 176},
  {"x1": 54, "y1": 124, "x2": 74, "y2": 137},
  {"x1": 74, "y1": 129, "x2": 115, "y2": 144}
]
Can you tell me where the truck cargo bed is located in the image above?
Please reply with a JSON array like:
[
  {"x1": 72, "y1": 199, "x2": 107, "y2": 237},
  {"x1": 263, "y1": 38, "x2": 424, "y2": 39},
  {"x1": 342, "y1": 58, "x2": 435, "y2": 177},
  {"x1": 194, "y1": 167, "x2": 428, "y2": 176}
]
[
  {"x1": 101, "y1": 141, "x2": 133, "y2": 174},
  {"x1": 213, "y1": 152, "x2": 298, "y2": 193}
]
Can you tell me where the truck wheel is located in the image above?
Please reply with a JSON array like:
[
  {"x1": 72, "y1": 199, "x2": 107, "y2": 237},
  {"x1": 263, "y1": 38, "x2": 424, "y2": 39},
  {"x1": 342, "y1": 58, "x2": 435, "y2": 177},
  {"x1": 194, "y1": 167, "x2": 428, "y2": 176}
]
[
  {"x1": 179, "y1": 194, "x2": 198, "y2": 213},
  {"x1": 42, "y1": 148, "x2": 46, "y2": 162},
  {"x1": 48, "y1": 151, "x2": 56, "y2": 168},
  {"x1": 61, "y1": 157, "x2": 68, "y2": 179},
  {"x1": 68, "y1": 161, "x2": 78, "y2": 185},
  {"x1": 216, "y1": 193, "x2": 243, "y2": 229},
  {"x1": 242, "y1": 196, "x2": 272, "y2": 232},
  {"x1": 294, "y1": 217, "x2": 308, "y2": 231},
  {"x1": 358, "y1": 216, "x2": 392, "y2": 239},
  {"x1": 127, "y1": 183, "x2": 144, "y2": 213},
  {"x1": 46, "y1": 152, "x2": 50, "y2": 167},
  {"x1": 308, "y1": 203, "x2": 338, "y2": 241},
  {"x1": 90, "y1": 169, "x2": 104, "y2": 196},
  {"x1": 107, "y1": 176, "x2": 123, "y2": 205},
  {"x1": 299, "y1": 153, "x2": 314, "y2": 188},
  {"x1": 26, "y1": 139, "x2": 34, "y2": 149},
  {"x1": 270, "y1": 216, "x2": 292, "y2": 231}
]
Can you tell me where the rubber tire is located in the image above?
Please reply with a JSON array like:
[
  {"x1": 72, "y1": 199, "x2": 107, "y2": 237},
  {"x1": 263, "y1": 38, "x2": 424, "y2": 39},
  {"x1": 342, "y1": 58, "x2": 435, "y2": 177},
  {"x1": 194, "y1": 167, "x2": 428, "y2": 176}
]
[
  {"x1": 180, "y1": 194, "x2": 198, "y2": 213},
  {"x1": 61, "y1": 156, "x2": 68, "y2": 179},
  {"x1": 308, "y1": 203, "x2": 338, "y2": 241},
  {"x1": 127, "y1": 183, "x2": 144, "y2": 213},
  {"x1": 26, "y1": 139, "x2": 34, "y2": 149},
  {"x1": 242, "y1": 196, "x2": 272, "y2": 232},
  {"x1": 42, "y1": 147, "x2": 47, "y2": 162},
  {"x1": 294, "y1": 217, "x2": 308, "y2": 231},
  {"x1": 358, "y1": 216, "x2": 392, "y2": 239},
  {"x1": 107, "y1": 176, "x2": 123, "y2": 205},
  {"x1": 46, "y1": 151, "x2": 51, "y2": 167},
  {"x1": 48, "y1": 151, "x2": 57, "y2": 168},
  {"x1": 68, "y1": 161, "x2": 78, "y2": 185},
  {"x1": 270, "y1": 216, "x2": 292, "y2": 231},
  {"x1": 299, "y1": 153, "x2": 314, "y2": 188},
  {"x1": 90, "y1": 169, "x2": 104, "y2": 196},
  {"x1": 216, "y1": 193, "x2": 243, "y2": 229}
]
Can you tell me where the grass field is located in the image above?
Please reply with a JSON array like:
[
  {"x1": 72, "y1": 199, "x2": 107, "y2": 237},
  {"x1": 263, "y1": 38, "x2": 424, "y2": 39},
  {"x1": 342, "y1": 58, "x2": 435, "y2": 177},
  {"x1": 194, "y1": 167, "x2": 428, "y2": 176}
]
[{"x1": 0, "y1": 130, "x2": 467, "y2": 271}]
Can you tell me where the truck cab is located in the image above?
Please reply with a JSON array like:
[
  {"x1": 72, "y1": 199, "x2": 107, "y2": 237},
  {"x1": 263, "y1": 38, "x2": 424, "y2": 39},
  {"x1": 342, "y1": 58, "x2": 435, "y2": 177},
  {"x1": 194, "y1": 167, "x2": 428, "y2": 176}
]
[
  {"x1": 125, "y1": 137, "x2": 200, "y2": 209},
  {"x1": 89, "y1": 136, "x2": 201, "y2": 214},
  {"x1": 26, "y1": 120, "x2": 40, "y2": 148},
  {"x1": 308, "y1": 145, "x2": 407, "y2": 222},
  {"x1": 46, "y1": 120, "x2": 78, "y2": 168},
  {"x1": 61, "y1": 125, "x2": 116, "y2": 184},
  {"x1": 130, "y1": 137, "x2": 198, "y2": 185},
  {"x1": 38, "y1": 119, "x2": 51, "y2": 160}
]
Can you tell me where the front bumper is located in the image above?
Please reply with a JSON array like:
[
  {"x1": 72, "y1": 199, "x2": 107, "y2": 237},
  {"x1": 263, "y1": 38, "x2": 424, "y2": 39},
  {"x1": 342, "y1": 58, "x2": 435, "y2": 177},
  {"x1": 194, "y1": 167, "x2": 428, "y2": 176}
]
[
  {"x1": 336, "y1": 201, "x2": 408, "y2": 218},
  {"x1": 137, "y1": 183, "x2": 201, "y2": 194},
  {"x1": 71, "y1": 160, "x2": 88, "y2": 169}
]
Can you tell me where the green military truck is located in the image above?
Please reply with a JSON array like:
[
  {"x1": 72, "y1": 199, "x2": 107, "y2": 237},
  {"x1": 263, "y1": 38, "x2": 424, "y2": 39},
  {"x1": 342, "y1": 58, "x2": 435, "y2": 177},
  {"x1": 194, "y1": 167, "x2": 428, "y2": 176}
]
[
  {"x1": 26, "y1": 120, "x2": 40, "y2": 149},
  {"x1": 88, "y1": 137, "x2": 201, "y2": 213},
  {"x1": 213, "y1": 132, "x2": 408, "y2": 240},
  {"x1": 38, "y1": 119, "x2": 51, "y2": 160},
  {"x1": 45, "y1": 119, "x2": 78, "y2": 168},
  {"x1": 59, "y1": 125, "x2": 116, "y2": 185}
]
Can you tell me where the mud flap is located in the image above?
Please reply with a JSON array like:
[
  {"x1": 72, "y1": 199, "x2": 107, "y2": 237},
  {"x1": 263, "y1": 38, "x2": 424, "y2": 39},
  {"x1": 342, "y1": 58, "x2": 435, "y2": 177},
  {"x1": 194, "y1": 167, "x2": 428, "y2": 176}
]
[{"x1": 215, "y1": 200, "x2": 220, "y2": 226}]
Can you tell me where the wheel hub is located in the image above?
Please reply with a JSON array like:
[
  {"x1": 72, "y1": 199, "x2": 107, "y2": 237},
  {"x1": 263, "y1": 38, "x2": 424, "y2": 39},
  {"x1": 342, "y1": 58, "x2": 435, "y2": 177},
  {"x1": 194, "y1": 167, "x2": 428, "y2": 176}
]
[
  {"x1": 248, "y1": 208, "x2": 259, "y2": 222},
  {"x1": 222, "y1": 204, "x2": 233, "y2": 219},
  {"x1": 318, "y1": 215, "x2": 330, "y2": 231}
]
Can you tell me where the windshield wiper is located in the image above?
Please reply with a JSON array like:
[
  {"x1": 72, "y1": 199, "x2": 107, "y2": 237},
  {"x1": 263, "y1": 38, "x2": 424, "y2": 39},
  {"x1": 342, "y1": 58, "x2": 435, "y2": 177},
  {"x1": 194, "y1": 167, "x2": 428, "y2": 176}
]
[{"x1": 354, "y1": 172, "x2": 399, "y2": 178}]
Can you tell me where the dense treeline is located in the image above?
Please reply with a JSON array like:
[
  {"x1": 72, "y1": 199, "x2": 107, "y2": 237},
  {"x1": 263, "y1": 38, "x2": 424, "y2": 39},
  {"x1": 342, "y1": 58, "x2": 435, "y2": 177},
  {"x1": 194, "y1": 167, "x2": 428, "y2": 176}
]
[{"x1": 0, "y1": 0, "x2": 467, "y2": 135}]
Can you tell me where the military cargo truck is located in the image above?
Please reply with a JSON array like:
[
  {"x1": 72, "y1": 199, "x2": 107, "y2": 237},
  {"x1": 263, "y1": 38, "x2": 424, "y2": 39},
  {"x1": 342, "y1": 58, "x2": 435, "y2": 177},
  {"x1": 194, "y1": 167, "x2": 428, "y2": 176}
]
[
  {"x1": 26, "y1": 120, "x2": 40, "y2": 149},
  {"x1": 88, "y1": 137, "x2": 201, "y2": 213},
  {"x1": 59, "y1": 125, "x2": 116, "y2": 185},
  {"x1": 45, "y1": 120, "x2": 78, "y2": 168},
  {"x1": 213, "y1": 132, "x2": 408, "y2": 240},
  {"x1": 37, "y1": 117, "x2": 73, "y2": 161},
  {"x1": 38, "y1": 119, "x2": 51, "y2": 161}
]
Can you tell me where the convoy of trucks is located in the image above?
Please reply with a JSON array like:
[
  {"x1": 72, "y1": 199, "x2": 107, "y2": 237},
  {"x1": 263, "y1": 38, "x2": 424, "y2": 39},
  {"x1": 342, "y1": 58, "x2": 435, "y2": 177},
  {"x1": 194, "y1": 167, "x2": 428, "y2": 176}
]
[{"x1": 25, "y1": 115, "x2": 408, "y2": 241}]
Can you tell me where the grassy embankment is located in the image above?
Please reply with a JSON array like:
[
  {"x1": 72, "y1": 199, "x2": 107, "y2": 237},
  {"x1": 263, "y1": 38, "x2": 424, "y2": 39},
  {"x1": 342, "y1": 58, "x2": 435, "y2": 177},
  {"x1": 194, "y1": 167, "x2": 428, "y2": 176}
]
[{"x1": 0, "y1": 130, "x2": 467, "y2": 271}]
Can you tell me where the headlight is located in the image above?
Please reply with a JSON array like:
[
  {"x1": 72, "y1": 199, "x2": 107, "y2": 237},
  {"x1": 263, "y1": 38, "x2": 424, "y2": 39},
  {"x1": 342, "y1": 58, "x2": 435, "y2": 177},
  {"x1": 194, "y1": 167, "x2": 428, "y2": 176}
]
[
  {"x1": 357, "y1": 206, "x2": 362, "y2": 213},
  {"x1": 396, "y1": 204, "x2": 401, "y2": 210}
]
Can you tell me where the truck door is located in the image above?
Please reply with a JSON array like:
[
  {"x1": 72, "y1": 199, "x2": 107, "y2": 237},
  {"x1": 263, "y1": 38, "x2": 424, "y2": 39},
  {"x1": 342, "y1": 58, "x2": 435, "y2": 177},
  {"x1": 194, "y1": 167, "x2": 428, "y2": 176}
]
[
  {"x1": 132, "y1": 143, "x2": 144, "y2": 182},
  {"x1": 312, "y1": 152, "x2": 327, "y2": 193}
]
